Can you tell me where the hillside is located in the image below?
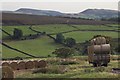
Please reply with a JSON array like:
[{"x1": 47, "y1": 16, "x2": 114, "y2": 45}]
[
  {"x1": 81, "y1": 9, "x2": 119, "y2": 19},
  {"x1": 15, "y1": 8, "x2": 64, "y2": 16},
  {"x1": 2, "y1": 12, "x2": 116, "y2": 25},
  {"x1": 13, "y1": 8, "x2": 119, "y2": 19}
]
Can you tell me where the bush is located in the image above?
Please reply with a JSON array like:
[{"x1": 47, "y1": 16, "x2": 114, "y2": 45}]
[
  {"x1": 52, "y1": 47, "x2": 75, "y2": 58},
  {"x1": 55, "y1": 33, "x2": 65, "y2": 44},
  {"x1": 13, "y1": 28, "x2": 23, "y2": 39},
  {"x1": 64, "y1": 38, "x2": 76, "y2": 47}
]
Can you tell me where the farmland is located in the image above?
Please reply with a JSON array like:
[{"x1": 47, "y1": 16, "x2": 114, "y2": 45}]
[
  {"x1": 1, "y1": 23, "x2": 119, "y2": 79},
  {"x1": 15, "y1": 56, "x2": 119, "y2": 78},
  {"x1": 2, "y1": 36, "x2": 63, "y2": 58},
  {"x1": 2, "y1": 24, "x2": 119, "y2": 58}
]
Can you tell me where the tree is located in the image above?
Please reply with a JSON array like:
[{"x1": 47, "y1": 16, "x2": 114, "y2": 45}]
[
  {"x1": 55, "y1": 33, "x2": 64, "y2": 44},
  {"x1": 52, "y1": 48, "x2": 74, "y2": 58},
  {"x1": 64, "y1": 38, "x2": 76, "y2": 47},
  {"x1": 13, "y1": 28, "x2": 23, "y2": 39}
]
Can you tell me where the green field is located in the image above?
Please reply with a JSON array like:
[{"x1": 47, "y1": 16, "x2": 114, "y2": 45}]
[
  {"x1": 2, "y1": 24, "x2": 119, "y2": 58},
  {"x1": 74, "y1": 25, "x2": 119, "y2": 30},
  {"x1": 2, "y1": 36, "x2": 63, "y2": 58},
  {"x1": 1, "y1": 24, "x2": 120, "y2": 78},
  {"x1": 32, "y1": 24, "x2": 76, "y2": 34},
  {"x1": 2, "y1": 26, "x2": 36, "y2": 38},
  {"x1": 63, "y1": 31, "x2": 118, "y2": 43}
]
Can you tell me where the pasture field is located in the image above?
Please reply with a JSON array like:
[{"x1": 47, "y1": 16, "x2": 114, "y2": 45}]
[
  {"x1": 2, "y1": 26, "x2": 36, "y2": 38},
  {"x1": 2, "y1": 36, "x2": 63, "y2": 58},
  {"x1": 15, "y1": 56, "x2": 119, "y2": 78},
  {"x1": 63, "y1": 31, "x2": 118, "y2": 43},
  {"x1": 32, "y1": 24, "x2": 76, "y2": 34},
  {"x1": 73, "y1": 25, "x2": 119, "y2": 30},
  {"x1": 2, "y1": 24, "x2": 119, "y2": 58},
  {"x1": 2, "y1": 45, "x2": 28, "y2": 58}
]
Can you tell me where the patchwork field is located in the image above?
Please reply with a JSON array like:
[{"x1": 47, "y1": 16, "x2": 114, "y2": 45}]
[
  {"x1": 2, "y1": 26, "x2": 36, "y2": 38},
  {"x1": 1, "y1": 24, "x2": 119, "y2": 79},
  {"x1": 1, "y1": 24, "x2": 119, "y2": 58}
]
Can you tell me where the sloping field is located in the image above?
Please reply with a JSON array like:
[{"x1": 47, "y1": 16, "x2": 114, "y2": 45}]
[
  {"x1": 63, "y1": 31, "x2": 118, "y2": 43},
  {"x1": 32, "y1": 24, "x2": 76, "y2": 34},
  {"x1": 2, "y1": 36, "x2": 63, "y2": 58},
  {"x1": 73, "y1": 25, "x2": 119, "y2": 30},
  {"x1": 2, "y1": 12, "x2": 116, "y2": 25},
  {"x1": 2, "y1": 26, "x2": 36, "y2": 38},
  {"x1": 2, "y1": 24, "x2": 119, "y2": 58},
  {"x1": 2, "y1": 45, "x2": 28, "y2": 58}
]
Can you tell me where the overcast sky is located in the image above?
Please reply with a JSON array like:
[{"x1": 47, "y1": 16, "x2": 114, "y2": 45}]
[{"x1": 1, "y1": 2, "x2": 118, "y2": 13}]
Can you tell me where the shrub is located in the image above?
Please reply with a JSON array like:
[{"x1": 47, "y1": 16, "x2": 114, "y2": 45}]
[
  {"x1": 13, "y1": 28, "x2": 23, "y2": 39},
  {"x1": 52, "y1": 47, "x2": 75, "y2": 58},
  {"x1": 64, "y1": 38, "x2": 76, "y2": 47},
  {"x1": 55, "y1": 33, "x2": 65, "y2": 44}
]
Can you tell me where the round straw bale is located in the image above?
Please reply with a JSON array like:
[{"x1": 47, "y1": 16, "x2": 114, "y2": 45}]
[
  {"x1": 91, "y1": 39, "x2": 96, "y2": 45},
  {"x1": 10, "y1": 62, "x2": 18, "y2": 70},
  {"x1": 2, "y1": 66, "x2": 14, "y2": 78},
  {"x1": 95, "y1": 37, "x2": 101, "y2": 45},
  {"x1": 38, "y1": 60, "x2": 47, "y2": 68},
  {"x1": 17, "y1": 61, "x2": 25, "y2": 70},
  {"x1": 2, "y1": 62, "x2": 10, "y2": 67},
  {"x1": 33, "y1": 60, "x2": 39, "y2": 68},
  {"x1": 25, "y1": 61, "x2": 34, "y2": 69},
  {"x1": 93, "y1": 45, "x2": 101, "y2": 53},
  {"x1": 100, "y1": 37, "x2": 106, "y2": 44}
]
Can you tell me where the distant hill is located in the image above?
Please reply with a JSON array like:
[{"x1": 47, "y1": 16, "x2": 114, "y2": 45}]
[
  {"x1": 2, "y1": 8, "x2": 119, "y2": 19},
  {"x1": 80, "y1": 9, "x2": 119, "y2": 19},
  {"x1": 15, "y1": 8, "x2": 64, "y2": 16}
]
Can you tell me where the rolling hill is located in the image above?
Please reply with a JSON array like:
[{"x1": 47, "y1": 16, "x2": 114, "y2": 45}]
[{"x1": 13, "y1": 8, "x2": 119, "y2": 19}]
